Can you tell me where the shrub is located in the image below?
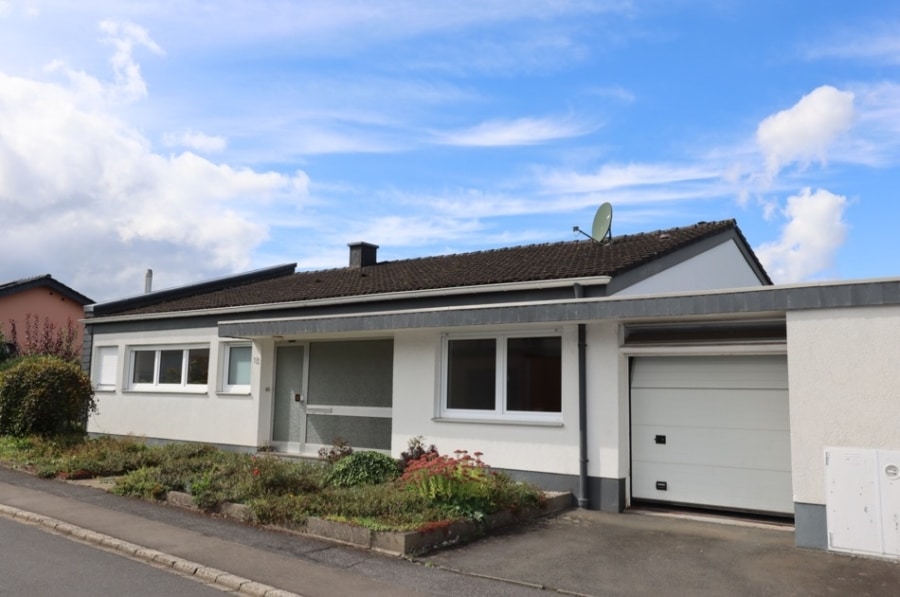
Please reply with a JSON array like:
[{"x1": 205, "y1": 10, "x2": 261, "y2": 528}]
[
  {"x1": 0, "y1": 355, "x2": 96, "y2": 437},
  {"x1": 398, "y1": 436, "x2": 438, "y2": 473},
  {"x1": 326, "y1": 450, "x2": 400, "y2": 488},
  {"x1": 399, "y1": 450, "x2": 522, "y2": 519},
  {"x1": 6, "y1": 315, "x2": 81, "y2": 363}
]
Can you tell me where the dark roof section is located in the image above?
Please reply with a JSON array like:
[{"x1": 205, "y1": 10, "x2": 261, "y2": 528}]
[
  {"x1": 93, "y1": 220, "x2": 767, "y2": 317},
  {"x1": 0, "y1": 274, "x2": 93, "y2": 305},
  {"x1": 90, "y1": 264, "x2": 297, "y2": 317}
]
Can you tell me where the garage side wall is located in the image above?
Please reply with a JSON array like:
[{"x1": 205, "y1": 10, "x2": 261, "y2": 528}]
[{"x1": 787, "y1": 305, "x2": 900, "y2": 547}]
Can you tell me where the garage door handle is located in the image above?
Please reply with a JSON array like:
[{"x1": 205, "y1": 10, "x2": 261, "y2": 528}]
[
  {"x1": 655, "y1": 435, "x2": 666, "y2": 444},
  {"x1": 656, "y1": 481, "x2": 668, "y2": 491}
]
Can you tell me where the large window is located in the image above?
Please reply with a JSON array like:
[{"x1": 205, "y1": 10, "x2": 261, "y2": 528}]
[
  {"x1": 129, "y1": 346, "x2": 210, "y2": 390},
  {"x1": 443, "y1": 333, "x2": 562, "y2": 420}
]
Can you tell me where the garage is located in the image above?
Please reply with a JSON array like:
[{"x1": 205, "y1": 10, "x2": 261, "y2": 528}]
[{"x1": 630, "y1": 355, "x2": 792, "y2": 515}]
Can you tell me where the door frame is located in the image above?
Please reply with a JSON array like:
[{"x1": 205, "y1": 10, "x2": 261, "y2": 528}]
[{"x1": 270, "y1": 342, "x2": 310, "y2": 453}]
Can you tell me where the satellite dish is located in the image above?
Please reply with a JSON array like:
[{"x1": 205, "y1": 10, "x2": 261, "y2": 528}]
[{"x1": 591, "y1": 202, "x2": 613, "y2": 242}]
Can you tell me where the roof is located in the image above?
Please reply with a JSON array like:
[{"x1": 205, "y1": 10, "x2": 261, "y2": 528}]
[
  {"x1": 92, "y1": 219, "x2": 767, "y2": 317},
  {"x1": 0, "y1": 274, "x2": 93, "y2": 305}
]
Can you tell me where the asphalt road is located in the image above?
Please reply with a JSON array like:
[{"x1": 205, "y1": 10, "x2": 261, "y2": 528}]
[{"x1": 0, "y1": 516, "x2": 233, "y2": 596}]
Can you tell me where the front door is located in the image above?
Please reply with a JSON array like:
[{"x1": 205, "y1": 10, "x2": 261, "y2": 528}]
[{"x1": 272, "y1": 345, "x2": 306, "y2": 452}]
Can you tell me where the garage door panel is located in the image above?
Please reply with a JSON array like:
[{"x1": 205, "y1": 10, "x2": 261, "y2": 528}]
[
  {"x1": 631, "y1": 388, "x2": 789, "y2": 430},
  {"x1": 632, "y1": 462, "x2": 794, "y2": 514},
  {"x1": 632, "y1": 425, "x2": 791, "y2": 470},
  {"x1": 632, "y1": 355, "x2": 788, "y2": 390},
  {"x1": 630, "y1": 355, "x2": 792, "y2": 515}
]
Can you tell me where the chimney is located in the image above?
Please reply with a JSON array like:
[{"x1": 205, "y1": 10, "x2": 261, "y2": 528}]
[
  {"x1": 348, "y1": 242, "x2": 378, "y2": 268},
  {"x1": 144, "y1": 269, "x2": 153, "y2": 293}
]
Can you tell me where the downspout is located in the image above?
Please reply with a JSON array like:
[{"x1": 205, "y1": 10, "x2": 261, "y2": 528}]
[{"x1": 574, "y1": 283, "x2": 590, "y2": 508}]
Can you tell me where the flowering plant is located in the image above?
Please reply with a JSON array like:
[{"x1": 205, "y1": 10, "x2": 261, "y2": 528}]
[{"x1": 399, "y1": 449, "x2": 495, "y2": 519}]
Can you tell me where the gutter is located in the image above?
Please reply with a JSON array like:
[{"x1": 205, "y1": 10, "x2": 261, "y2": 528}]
[
  {"x1": 574, "y1": 283, "x2": 590, "y2": 509},
  {"x1": 83, "y1": 275, "x2": 612, "y2": 325}
]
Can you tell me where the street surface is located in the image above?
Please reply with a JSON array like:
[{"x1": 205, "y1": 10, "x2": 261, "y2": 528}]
[{"x1": 0, "y1": 516, "x2": 233, "y2": 596}]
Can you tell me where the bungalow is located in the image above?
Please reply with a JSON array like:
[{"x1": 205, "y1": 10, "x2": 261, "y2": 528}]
[{"x1": 82, "y1": 219, "x2": 900, "y2": 559}]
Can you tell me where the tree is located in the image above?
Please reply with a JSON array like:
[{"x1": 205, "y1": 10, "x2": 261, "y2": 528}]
[{"x1": 6, "y1": 314, "x2": 80, "y2": 363}]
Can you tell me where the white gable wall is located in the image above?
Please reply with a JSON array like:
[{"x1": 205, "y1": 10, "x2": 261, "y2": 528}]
[
  {"x1": 787, "y1": 305, "x2": 900, "y2": 506},
  {"x1": 614, "y1": 240, "x2": 763, "y2": 296}
]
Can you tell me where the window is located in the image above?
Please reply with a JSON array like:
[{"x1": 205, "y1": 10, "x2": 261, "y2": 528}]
[
  {"x1": 129, "y1": 346, "x2": 210, "y2": 390},
  {"x1": 443, "y1": 333, "x2": 562, "y2": 419},
  {"x1": 222, "y1": 344, "x2": 251, "y2": 392},
  {"x1": 94, "y1": 346, "x2": 118, "y2": 390}
]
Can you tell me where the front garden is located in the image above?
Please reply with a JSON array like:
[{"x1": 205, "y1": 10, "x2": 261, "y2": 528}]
[
  {"x1": 0, "y1": 338, "x2": 560, "y2": 554},
  {"x1": 0, "y1": 434, "x2": 549, "y2": 537}
]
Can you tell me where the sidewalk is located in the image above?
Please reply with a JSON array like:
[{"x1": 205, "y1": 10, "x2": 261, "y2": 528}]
[{"x1": 2, "y1": 466, "x2": 899, "y2": 596}]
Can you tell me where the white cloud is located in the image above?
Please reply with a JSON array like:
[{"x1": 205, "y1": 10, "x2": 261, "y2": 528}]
[
  {"x1": 756, "y1": 85, "x2": 855, "y2": 180},
  {"x1": 435, "y1": 115, "x2": 596, "y2": 147},
  {"x1": 538, "y1": 162, "x2": 721, "y2": 194},
  {"x1": 0, "y1": 65, "x2": 309, "y2": 301},
  {"x1": 98, "y1": 20, "x2": 164, "y2": 102},
  {"x1": 805, "y1": 28, "x2": 900, "y2": 64},
  {"x1": 755, "y1": 188, "x2": 848, "y2": 283},
  {"x1": 162, "y1": 130, "x2": 228, "y2": 153}
]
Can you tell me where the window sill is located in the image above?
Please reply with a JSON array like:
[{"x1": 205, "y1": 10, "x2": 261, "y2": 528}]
[
  {"x1": 216, "y1": 390, "x2": 252, "y2": 398},
  {"x1": 123, "y1": 389, "x2": 209, "y2": 396},
  {"x1": 432, "y1": 416, "x2": 563, "y2": 427}
]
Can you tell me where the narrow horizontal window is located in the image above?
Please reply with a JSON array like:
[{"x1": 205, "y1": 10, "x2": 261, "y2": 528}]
[{"x1": 128, "y1": 346, "x2": 210, "y2": 390}]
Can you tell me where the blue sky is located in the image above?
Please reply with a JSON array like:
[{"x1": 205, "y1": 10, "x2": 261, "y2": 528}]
[{"x1": 1, "y1": 1, "x2": 898, "y2": 302}]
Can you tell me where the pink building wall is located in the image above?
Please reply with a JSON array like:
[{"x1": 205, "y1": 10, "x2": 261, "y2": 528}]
[{"x1": 0, "y1": 286, "x2": 87, "y2": 349}]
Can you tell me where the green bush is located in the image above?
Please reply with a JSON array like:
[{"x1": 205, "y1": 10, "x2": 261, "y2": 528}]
[
  {"x1": 0, "y1": 355, "x2": 96, "y2": 437},
  {"x1": 326, "y1": 450, "x2": 400, "y2": 488}
]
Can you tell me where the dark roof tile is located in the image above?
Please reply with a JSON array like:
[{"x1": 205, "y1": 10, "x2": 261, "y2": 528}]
[{"x1": 97, "y1": 220, "x2": 757, "y2": 316}]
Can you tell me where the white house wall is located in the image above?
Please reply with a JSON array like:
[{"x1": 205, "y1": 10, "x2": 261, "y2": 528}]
[
  {"x1": 391, "y1": 325, "x2": 585, "y2": 476},
  {"x1": 787, "y1": 305, "x2": 900, "y2": 506},
  {"x1": 614, "y1": 240, "x2": 763, "y2": 296},
  {"x1": 87, "y1": 327, "x2": 262, "y2": 448}
]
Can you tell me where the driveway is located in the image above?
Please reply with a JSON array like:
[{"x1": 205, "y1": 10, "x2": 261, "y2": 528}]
[{"x1": 422, "y1": 509, "x2": 900, "y2": 596}]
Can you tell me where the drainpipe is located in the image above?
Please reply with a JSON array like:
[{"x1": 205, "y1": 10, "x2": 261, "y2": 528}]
[{"x1": 574, "y1": 284, "x2": 590, "y2": 508}]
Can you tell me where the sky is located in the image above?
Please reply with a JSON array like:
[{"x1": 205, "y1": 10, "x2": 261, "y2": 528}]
[{"x1": 1, "y1": 1, "x2": 899, "y2": 303}]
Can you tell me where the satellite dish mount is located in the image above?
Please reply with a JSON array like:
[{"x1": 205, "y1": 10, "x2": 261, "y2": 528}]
[{"x1": 573, "y1": 202, "x2": 613, "y2": 243}]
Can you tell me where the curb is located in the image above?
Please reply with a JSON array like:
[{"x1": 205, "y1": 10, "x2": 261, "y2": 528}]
[{"x1": 0, "y1": 503, "x2": 302, "y2": 597}]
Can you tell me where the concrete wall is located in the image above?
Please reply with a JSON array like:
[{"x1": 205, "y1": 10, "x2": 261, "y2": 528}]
[
  {"x1": 787, "y1": 305, "x2": 900, "y2": 506},
  {"x1": 87, "y1": 327, "x2": 262, "y2": 447},
  {"x1": 614, "y1": 240, "x2": 763, "y2": 296}
]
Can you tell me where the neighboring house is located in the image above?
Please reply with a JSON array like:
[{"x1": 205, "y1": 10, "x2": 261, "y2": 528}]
[
  {"x1": 0, "y1": 274, "x2": 93, "y2": 354},
  {"x1": 82, "y1": 219, "x2": 900, "y2": 559}
]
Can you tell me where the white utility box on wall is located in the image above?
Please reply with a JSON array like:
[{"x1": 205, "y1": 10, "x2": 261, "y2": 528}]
[{"x1": 825, "y1": 447, "x2": 900, "y2": 559}]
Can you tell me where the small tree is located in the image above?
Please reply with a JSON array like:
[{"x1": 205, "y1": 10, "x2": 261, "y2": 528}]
[
  {"x1": 7, "y1": 314, "x2": 81, "y2": 363},
  {"x1": 0, "y1": 355, "x2": 96, "y2": 437}
]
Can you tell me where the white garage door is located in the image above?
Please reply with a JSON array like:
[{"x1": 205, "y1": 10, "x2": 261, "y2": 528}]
[{"x1": 631, "y1": 355, "x2": 792, "y2": 515}]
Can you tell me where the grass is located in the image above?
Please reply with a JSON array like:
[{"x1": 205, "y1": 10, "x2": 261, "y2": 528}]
[{"x1": 0, "y1": 435, "x2": 545, "y2": 532}]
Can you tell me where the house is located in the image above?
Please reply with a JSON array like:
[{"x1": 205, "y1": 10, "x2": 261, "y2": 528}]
[
  {"x1": 0, "y1": 274, "x2": 93, "y2": 355},
  {"x1": 81, "y1": 219, "x2": 900, "y2": 559}
]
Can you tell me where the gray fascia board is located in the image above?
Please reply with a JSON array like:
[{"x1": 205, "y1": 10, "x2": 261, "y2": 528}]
[{"x1": 216, "y1": 278, "x2": 900, "y2": 337}]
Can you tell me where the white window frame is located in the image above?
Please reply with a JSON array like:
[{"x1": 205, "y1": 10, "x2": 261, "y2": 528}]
[
  {"x1": 439, "y1": 330, "x2": 563, "y2": 422},
  {"x1": 221, "y1": 343, "x2": 252, "y2": 394},
  {"x1": 93, "y1": 345, "x2": 119, "y2": 391},
  {"x1": 127, "y1": 345, "x2": 210, "y2": 392}
]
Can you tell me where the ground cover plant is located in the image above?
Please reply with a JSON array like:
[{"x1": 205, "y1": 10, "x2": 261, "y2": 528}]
[{"x1": 0, "y1": 434, "x2": 544, "y2": 532}]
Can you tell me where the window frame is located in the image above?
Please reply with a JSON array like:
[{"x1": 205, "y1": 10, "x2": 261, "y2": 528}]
[
  {"x1": 93, "y1": 345, "x2": 119, "y2": 391},
  {"x1": 127, "y1": 345, "x2": 210, "y2": 392},
  {"x1": 221, "y1": 343, "x2": 252, "y2": 394},
  {"x1": 439, "y1": 330, "x2": 563, "y2": 422}
]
